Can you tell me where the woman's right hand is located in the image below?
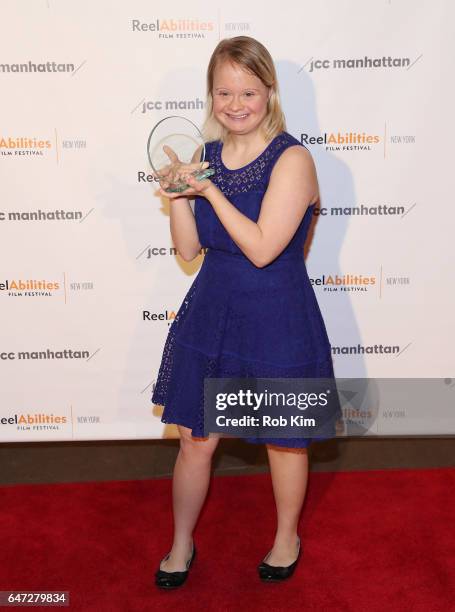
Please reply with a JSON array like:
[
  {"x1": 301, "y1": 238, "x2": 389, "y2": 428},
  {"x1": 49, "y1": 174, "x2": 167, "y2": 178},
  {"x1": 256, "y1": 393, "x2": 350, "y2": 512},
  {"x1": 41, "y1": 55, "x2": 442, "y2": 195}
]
[{"x1": 155, "y1": 145, "x2": 210, "y2": 192}]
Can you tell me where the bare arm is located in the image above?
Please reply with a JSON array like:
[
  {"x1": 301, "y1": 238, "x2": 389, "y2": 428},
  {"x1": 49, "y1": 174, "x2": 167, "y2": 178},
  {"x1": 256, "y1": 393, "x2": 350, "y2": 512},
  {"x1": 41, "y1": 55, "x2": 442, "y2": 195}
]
[
  {"x1": 169, "y1": 198, "x2": 202, "y2": 262},
  {"x1": 164, "y1": 145, "x2": 204, "y2": 262}
]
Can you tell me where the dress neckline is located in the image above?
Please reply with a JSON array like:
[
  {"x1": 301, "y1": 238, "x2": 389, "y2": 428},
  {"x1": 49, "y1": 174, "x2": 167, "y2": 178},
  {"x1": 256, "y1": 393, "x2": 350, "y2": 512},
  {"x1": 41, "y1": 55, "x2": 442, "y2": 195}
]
[{"x1": 218, "y1": 132, "x2": 283, "y2": 173}]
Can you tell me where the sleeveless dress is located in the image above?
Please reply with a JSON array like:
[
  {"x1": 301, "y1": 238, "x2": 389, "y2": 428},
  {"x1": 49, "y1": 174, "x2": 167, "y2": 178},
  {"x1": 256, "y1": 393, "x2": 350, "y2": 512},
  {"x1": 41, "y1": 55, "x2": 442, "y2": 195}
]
[{"x1": 151, "y1": 130, "x2": 340, "y2": 448}]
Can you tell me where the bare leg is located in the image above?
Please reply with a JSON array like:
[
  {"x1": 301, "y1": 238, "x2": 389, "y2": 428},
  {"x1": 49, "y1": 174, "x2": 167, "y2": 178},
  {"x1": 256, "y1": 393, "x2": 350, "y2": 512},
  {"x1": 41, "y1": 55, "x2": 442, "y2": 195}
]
[
  {"x1": 159, "y1": 425, "x2": 221, "y2": 572},
  {"x1": 263, "y1": 444, "x2": 309, "y2": 566}
]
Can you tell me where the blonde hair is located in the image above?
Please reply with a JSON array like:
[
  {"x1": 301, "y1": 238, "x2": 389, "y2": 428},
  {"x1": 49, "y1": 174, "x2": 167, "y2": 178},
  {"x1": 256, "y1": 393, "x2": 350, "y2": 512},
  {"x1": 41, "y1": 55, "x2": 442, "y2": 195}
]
[{"x1": 201, "y1": 36, "x2": 286, "y2": 144}]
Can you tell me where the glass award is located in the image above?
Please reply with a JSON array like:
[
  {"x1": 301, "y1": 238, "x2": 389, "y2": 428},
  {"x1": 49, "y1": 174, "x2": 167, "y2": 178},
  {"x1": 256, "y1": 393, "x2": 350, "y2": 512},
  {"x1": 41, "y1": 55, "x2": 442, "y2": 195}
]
[{"x1": 146, "y1": 115, "x2": 215, "y2": 193}]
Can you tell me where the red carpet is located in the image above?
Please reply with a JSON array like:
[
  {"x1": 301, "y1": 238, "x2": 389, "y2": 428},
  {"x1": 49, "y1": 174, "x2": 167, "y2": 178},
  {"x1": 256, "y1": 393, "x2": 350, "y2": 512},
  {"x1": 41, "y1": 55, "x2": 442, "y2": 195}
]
[{"x1": 1, "y1": 467, "x2": 454, "y2": 611}]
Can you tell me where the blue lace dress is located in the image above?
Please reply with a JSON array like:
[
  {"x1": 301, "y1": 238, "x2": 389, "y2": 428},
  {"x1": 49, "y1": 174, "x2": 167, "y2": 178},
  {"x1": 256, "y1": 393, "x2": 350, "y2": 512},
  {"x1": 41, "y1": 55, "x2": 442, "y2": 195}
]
[{"x1": 151, "y1": 130, "x2": 340, "y2": 448}]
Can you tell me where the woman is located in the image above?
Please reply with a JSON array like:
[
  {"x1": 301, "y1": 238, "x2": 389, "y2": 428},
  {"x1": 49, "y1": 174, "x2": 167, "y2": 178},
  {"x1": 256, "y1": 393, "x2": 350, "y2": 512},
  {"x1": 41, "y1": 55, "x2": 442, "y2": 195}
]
[{"x1": 152, "y1": 36, "x2": 340, "y2": 588}]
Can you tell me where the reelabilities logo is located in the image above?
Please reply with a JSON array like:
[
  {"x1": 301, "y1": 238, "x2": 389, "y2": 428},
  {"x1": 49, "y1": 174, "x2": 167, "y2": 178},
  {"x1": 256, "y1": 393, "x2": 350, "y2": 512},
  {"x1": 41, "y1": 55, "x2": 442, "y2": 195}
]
[
  {"x1": 1, "y1": 413, "x2": 68, "y2": 427},
  {"x1": 0, "y1": 136, "x2": 52, "y2": 157},
  {"x1": 0, "y1": 278, "x2": 60, "y2": 297},
  {"x1": 300, "y1": 131, "x2": 380, "y2": 152},
  {"x1": 310, "y1": 274, "x2": 377, "y2": 293},
  {"x1": 143, "y1": 309, "x2": 177, "y2": 326},
  {"x1": 131, "y1": 18, "x2": 215, "y2": 38}
]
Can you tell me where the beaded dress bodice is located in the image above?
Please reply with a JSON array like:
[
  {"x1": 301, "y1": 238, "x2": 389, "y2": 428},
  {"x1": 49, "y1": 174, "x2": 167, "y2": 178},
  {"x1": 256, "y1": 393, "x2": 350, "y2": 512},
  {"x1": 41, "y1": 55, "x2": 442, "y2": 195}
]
[{"x1": 194, "y1": 131, "x2": 315, "y2": 260}]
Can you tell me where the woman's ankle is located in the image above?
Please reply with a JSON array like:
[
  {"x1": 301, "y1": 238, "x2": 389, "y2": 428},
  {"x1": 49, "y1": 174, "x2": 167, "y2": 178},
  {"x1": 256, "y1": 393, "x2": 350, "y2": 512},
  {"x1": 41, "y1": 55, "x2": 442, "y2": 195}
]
[
  {"x1": 273, "y1": 531, "x2": 299, "y2": 548},
  {"x1": 171, "y1": 535, "x2": 194, "y2": 553}
]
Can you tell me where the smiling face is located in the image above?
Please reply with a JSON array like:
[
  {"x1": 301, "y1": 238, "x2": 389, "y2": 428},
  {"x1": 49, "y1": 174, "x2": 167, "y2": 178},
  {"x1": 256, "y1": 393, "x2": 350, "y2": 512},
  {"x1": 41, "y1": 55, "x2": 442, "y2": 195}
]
[{"x1": 211, "y1": 59, "x2": 271, "y2": 137}]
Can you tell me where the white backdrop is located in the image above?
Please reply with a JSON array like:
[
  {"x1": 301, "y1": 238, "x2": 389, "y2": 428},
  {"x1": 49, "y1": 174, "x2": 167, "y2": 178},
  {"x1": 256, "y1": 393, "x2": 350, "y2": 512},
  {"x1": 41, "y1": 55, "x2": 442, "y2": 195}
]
[{"x1": 1, "y1": 0, "x2": 453, "y2": 442}]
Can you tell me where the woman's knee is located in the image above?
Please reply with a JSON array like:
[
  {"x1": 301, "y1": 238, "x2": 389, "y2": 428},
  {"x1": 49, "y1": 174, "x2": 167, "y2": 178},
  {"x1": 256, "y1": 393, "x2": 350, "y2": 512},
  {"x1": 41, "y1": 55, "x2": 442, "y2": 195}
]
[{"x1": 178, "y1": 426, "x2": 220, "y2": 460}]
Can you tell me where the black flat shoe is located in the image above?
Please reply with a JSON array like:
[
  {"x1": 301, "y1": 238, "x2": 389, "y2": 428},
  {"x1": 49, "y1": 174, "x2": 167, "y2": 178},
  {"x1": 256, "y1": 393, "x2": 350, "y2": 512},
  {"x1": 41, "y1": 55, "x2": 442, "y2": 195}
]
[
  {"x1": 154, "y1": 542, "x2": 196, "y2": 589},
  {"x1": 257, "y1": 537, "x2": 301, "y2": 582}
]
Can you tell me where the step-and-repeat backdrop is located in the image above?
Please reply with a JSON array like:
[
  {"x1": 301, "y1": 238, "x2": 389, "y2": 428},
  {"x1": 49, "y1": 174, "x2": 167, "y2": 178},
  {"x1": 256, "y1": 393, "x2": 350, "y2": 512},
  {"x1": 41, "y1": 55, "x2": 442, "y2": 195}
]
[{"x1": 1, "y1": 0, "x2": 453, "y2": 442}]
